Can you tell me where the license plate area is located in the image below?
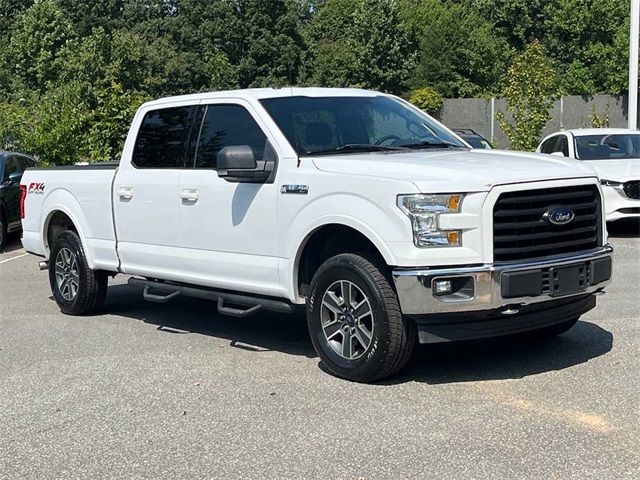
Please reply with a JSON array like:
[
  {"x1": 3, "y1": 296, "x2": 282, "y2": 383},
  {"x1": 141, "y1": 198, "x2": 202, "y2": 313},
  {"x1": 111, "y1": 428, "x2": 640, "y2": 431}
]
[{"x1": 549, "y1": 264, "x2": 588, "y2": 297}]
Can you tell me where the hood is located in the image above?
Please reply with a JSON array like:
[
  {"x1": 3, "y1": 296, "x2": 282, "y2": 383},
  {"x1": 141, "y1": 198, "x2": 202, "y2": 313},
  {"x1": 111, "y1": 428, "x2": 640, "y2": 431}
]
[
  {"x1": 582, "y1": 159, "x2": 640, "y2": 182},
  {"x1": 311, "y1": 149, "x2": 597, "y2": 192}
]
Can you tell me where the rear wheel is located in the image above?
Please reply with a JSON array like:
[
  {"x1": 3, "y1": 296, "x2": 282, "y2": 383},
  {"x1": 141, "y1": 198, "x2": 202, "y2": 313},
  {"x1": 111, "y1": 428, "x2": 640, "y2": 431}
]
[
  {"x1": 307, "y1": 253, "x2": 416, "y2": 383},
  {"x1": 49, "y1": 230, "x2": 108, "y2": 315}
]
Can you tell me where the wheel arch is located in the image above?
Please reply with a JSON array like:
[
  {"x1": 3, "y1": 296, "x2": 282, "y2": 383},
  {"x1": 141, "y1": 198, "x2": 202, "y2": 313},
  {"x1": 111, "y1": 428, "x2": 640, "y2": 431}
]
[
  {"x1": 293, "y1": 222, "x2": 395, "y2": 301},
  {"x1": 42, "y1": 206, "x2": 95, "y2": 269}
]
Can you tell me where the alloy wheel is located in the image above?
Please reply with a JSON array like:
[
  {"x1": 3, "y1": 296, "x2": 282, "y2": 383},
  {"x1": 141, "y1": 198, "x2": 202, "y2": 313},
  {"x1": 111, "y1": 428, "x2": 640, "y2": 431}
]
[
  {"x1": 320, "y1": 280, "x2": 374, "y2": 360},
  {"x1": 55, "y1": 247, "x2": 79, "y2": 301}
]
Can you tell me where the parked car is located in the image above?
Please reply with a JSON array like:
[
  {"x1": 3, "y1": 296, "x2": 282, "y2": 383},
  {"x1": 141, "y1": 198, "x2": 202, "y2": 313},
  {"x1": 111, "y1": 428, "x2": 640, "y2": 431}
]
[
  {"x1": 0, "y1": 151, "x2": 36, "y2": 250},
  {"x1": 452, "y1": 128, "x2": 493, "y2": 149},
  {"x1": 537, "y1": 128, "x2": 640, "y2": 222},
  {"x1": 21, "y1": 88, "x2": 612, "y2": 382}
]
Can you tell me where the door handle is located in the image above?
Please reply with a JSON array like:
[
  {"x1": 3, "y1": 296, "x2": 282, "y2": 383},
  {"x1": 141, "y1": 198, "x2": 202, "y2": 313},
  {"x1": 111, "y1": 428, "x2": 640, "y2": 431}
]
[
  {"x1": 179, "y1": 189, "x2": 199, "y2": 202},
  {"x1": 117, "y1": 187, "x2": 134, "y2": 199}
]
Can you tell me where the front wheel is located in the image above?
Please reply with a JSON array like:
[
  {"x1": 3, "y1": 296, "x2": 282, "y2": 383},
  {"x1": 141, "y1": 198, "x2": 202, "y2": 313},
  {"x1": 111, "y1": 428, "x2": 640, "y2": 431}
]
[
  {"x1": 49, "y1": 230, "x2": 108, "y2": 315},
  {"x1": 307, "y1": 253, "x2": 416, "y2": 383}
]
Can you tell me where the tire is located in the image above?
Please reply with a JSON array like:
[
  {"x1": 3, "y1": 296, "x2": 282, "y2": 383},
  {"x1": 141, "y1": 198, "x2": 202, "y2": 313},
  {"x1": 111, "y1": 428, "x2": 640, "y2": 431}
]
[
  {"x1": 529, "y1": 317, "x2": 580, "y2": 339},
  {"x1": 48, "y1": 230, "x2": 108, "y2": 315},
  {"x1": 307, "y1": 253, "x2": 416, "y2": 383},
  {"x1": 0, "y1": 213, "x2": 6, "y2": 252}
]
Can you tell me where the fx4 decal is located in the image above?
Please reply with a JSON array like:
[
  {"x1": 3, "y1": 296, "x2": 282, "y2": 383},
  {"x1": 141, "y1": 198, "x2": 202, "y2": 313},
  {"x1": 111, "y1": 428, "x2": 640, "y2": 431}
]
[{"x1": 28, "y1": 182, "x2": 45, "y2": 194}]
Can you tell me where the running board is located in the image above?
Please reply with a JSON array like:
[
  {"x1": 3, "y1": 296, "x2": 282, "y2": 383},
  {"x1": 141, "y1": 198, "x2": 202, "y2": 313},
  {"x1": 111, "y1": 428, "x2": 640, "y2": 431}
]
[{"x1": 128, "y1": 277, "x2": 297, "y2": 317}]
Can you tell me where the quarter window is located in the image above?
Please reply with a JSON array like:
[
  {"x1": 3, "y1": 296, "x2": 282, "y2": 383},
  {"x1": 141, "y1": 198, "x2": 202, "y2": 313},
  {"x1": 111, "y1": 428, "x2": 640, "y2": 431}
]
[
  {"x1": 132, "y1": 106, "x2": 194, "y2": 168},
  {"x1": 194, "y1": 104, "x2": 270, "y2": 169}
]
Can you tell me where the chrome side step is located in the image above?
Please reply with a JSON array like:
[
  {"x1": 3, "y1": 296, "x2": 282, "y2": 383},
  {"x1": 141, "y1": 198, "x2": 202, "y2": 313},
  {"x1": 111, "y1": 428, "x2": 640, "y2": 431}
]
[{"x1": 128, "y1": 277, "x2": 297, "y2": 317}]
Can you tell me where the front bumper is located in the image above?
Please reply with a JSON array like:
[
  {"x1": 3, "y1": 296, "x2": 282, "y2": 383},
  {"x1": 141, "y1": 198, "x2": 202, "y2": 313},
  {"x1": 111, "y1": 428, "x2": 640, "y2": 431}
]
[
  {"x1": 602, "y1": 184, "x2": 640, "y2": 221},
  {"x1": 392, "y1": 245, "x2": 613, "y2": 315}
]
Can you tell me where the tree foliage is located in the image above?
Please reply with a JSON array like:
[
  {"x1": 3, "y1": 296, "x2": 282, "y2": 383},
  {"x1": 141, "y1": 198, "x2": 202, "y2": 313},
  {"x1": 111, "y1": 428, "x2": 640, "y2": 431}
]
[
  {"x1": 0, "y1": 0, "x2": 632, "y2": 164},
  {"x1": 408, "y1": 87, "x2": 443, "y2": 115},
  {"x1": 497, "y1": 41, "x2": 559, "y2": 151}
]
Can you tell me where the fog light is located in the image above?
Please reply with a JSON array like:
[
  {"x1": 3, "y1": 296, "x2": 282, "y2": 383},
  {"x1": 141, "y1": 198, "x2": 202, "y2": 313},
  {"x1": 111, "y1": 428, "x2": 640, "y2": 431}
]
[{"x1": 434, "y1": 279, "x2": 453, "y2": 296}]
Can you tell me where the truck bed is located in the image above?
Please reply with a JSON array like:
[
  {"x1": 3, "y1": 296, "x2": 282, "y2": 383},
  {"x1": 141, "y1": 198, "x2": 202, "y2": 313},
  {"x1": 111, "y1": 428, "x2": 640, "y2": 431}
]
[{"x1": 21, "y1": 162, "x2": 120, "y2": 271}]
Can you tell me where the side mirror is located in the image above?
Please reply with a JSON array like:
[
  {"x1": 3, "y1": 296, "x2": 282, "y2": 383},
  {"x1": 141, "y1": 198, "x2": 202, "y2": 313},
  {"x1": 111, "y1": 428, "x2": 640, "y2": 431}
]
[
  {"x1": 550, "y1": 151, "x2": 566, "y2": 157},
  {"x1": 216, "y1": 145, "x2": 269, "y2": 183},
  {"x1": 5, "y1": 172, "x2": 23, "y2": 186},
  {"x1": 217, "y1": 145, "x2": 257, "y2": 171}
]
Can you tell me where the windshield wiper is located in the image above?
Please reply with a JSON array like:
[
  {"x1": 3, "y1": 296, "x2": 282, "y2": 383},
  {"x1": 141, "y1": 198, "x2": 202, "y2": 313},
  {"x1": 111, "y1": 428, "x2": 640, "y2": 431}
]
[
  {"x1": 304, "y1": 144, "x2": 408, "y2": 155},
  {"x1": 402, "y1": 141, "x2": 465, "y2": 150}
]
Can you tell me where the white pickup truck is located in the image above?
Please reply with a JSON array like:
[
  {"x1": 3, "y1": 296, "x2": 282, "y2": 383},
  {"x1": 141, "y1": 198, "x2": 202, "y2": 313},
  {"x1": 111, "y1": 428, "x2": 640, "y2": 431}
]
[{"x1": 21, "y1": 88, "x2": 613, "y2": 382}]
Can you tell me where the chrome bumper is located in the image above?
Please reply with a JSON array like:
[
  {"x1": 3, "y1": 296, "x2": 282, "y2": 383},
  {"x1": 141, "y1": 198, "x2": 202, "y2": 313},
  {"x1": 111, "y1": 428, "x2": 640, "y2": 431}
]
[{"x1": 393, "y1": 245, "x2": 613, "y2": 315}]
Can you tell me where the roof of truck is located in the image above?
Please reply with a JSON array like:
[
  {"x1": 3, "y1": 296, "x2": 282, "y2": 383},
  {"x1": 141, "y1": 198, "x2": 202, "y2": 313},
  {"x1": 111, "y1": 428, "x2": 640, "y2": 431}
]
[{"x1": 141, "y1": 87, "x2": 384, "y2": 108}]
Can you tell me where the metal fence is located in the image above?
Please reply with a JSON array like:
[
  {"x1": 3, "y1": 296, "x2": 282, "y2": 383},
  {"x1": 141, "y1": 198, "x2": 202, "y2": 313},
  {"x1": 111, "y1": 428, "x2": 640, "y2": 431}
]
[{"x1": 437, "y1": 94, "x2": 639, "y2": 149}]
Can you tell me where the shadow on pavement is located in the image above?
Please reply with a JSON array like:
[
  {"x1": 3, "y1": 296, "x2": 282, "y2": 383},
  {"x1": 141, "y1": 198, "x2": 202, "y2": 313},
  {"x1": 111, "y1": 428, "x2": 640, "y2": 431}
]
[
  {"x1": 0, "y1": 233, "x2": 24, "y2": 254},
  {"x1": 607, "y1": 218, "x2": 640, "y2": 238},
  {"x1": 387, "y1": 320, "x2": 613, "y2": 385},
  {"x1": 104, "y1": 283, "x2": 315, "y2": 358},
  {"x1": 104, "y1": 283, "x2": 613, "y2": 384}
]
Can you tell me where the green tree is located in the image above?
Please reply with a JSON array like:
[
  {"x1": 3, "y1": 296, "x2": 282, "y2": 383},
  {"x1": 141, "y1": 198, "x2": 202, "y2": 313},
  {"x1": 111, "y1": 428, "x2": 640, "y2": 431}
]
[
  {"x1": 349, "y1": 0, "x2": 415, "y2": 94},
  {"x1": 543, "y1": 0, "x2": 629, "y2": 94},
  {"x1": 302, "y1": 0, "x2": 415, "y2": 94},
  {"x1": 497, "y1": 41, "x2": 559, "y2": 151},
  {"x1": 467, "y1": 0, "x2": 547, "y2": 51},
  {"x1": 402, "y1": 0, "x2": 512, "y2": 98},
  {"x1": 7, "y1": 0, "x2": 76, "y2": 94},
  {"x1": 234, "y1": 0, "x2": 305, "y2": 87},
  {"x1": 408, "y1": 87, "x2": 443, "y2": 115},
  {"x1": 300, "y1": 0, "x2": 359, "y2": 87}
]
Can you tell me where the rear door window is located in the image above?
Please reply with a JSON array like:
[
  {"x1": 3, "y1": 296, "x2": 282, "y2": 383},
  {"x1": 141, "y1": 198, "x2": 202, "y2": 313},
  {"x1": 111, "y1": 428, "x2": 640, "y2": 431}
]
[{"x1": 132, "y1": 106, "x2": 195, "y2": 168}]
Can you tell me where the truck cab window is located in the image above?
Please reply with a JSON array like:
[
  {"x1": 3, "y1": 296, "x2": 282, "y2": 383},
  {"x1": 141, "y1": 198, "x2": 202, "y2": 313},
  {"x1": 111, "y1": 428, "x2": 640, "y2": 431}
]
[
  {"x1": 132, "y1": 106, "x2": 194, "y2": 168},
  {"x1": 195, "y1": 104, "x2": 270, "y2": 169}
]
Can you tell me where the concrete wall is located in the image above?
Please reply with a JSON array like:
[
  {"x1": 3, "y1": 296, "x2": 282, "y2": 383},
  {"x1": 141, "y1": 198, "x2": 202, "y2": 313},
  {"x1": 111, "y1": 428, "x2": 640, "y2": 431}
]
[{"x1": 437, "y1": 94, "x2": 639, "y2": 149}]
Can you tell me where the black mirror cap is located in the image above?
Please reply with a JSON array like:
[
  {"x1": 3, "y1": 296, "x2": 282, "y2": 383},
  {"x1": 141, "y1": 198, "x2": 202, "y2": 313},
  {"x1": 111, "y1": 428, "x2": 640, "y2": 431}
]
[{"x1": 217, "y1": 145, "x2": 257, "y2": 171}]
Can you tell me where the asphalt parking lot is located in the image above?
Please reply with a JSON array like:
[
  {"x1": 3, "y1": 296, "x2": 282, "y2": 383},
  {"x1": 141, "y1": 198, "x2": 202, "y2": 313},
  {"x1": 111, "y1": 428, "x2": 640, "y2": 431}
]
[{"x1": 1, "y1": 222, "x2": 639, "y2": 480}]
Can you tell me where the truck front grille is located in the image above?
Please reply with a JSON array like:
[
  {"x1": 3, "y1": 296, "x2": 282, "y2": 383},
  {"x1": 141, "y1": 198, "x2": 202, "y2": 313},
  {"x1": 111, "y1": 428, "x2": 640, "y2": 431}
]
[
  {"x1": 623, "y1": 180, "x2": 640, "y2": 200},
  {"x1": 493, "y1": 185, "x2": 602, "y2": 263}
]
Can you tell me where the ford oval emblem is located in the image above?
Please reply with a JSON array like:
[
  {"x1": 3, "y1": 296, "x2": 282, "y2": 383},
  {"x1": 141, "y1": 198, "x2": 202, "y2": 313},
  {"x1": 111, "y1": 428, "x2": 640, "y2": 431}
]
[{"x1": 542, "y1": 207, "x2": 575, "y2": 226}]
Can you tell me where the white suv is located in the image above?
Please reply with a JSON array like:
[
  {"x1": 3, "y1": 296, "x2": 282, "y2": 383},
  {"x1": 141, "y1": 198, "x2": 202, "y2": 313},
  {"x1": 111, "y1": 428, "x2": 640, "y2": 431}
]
[{"x1": 537, "y1": 128, "x2": 640, "y2": 221}]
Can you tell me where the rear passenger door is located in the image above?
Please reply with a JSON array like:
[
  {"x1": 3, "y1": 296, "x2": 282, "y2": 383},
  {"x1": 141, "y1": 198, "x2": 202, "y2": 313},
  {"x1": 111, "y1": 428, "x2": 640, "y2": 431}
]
[
  {"x1": 176, "y1": 100, "x2": 281, "y2": 297},
  {"x1": 113, "y1": 104, "x2": 198, "y2": 279}
]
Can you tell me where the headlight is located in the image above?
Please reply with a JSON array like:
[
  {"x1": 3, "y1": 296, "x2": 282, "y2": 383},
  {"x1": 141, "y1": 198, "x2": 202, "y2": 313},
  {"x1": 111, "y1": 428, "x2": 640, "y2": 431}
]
[
  {"x1": 397, "y1": 194, "x2": 464, "y2": 247},
  {"x1": 600, "y1": 179, "x2": 623, "y2": 188}
]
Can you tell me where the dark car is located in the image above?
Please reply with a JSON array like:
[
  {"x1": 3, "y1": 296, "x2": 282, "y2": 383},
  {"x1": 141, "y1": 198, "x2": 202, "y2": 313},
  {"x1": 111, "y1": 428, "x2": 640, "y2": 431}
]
[
  {"x1": 0, "y1": 151, "x2": 36, "y2": 250},
  {"x1": 452, "y1": 129, "x2": 494, "y2": 149}
]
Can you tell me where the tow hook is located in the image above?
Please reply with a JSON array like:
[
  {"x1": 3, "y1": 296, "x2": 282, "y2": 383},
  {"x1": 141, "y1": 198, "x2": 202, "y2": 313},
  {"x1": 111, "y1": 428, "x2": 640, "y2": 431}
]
[{"x1": 38, "y1": 260, "x2": 49, "y2": 271}]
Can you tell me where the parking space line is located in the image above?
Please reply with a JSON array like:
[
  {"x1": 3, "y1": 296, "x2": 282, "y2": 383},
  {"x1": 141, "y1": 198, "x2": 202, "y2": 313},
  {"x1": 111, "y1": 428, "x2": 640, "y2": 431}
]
[{"x1": 0, "y1": 252, "x2": 28, "y2": 264}]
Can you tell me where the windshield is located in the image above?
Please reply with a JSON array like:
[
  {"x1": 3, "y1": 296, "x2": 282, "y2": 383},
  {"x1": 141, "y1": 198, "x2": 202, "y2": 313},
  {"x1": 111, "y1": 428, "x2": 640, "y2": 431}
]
[
  {"x1": 574, "y1": 134, "x2": 640, "y2": 160},
  {"x1": 259, "y1": 95, "x2": 467, "y2": 156}
]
